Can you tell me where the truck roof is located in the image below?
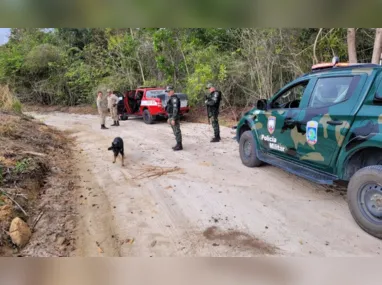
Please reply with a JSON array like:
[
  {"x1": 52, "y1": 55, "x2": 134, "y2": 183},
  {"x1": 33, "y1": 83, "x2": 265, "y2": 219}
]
[{"x1": 301, "y1": 62, "x2": 382, "y2": 78}]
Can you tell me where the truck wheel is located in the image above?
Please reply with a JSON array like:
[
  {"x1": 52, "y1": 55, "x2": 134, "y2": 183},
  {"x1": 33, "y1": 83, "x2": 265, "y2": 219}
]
[
  {"x1": 239, "y1": 130, "x2": 263, "y2": 167},
  {"x1": 347, "y1": 165, "x2": 382, "y2": 239},
  {"x1": 143, "y1": 109, "x2": 154, "y2": 124}
]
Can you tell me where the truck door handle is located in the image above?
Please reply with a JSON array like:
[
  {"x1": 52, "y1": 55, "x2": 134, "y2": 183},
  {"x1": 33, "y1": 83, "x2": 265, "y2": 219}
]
[
  {"x1": 284, "y1": 118, "x2": 295, "y2": 125},
  {"x1": 327, "y1": 120, "x2": 343, "y2": 126}
]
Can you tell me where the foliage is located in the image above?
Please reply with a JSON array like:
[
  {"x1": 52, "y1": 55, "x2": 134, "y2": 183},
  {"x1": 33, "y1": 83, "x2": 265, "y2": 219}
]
[
  {"x1": 12, "y1": 99, "x2": 22, "y2": 113},
  {"x1": 14, "y1": 158, "x2": 31, "y2": 174},
  {"x1": 23, "y1": 44, "x2": 63, "y2": 74},
  {"x1": 0, "y1": 28, "x2": 379, "y2": 109}
]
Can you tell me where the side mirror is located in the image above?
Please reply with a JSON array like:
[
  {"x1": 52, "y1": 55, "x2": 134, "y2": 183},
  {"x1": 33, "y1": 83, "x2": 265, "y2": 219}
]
[{"x1": 256, "y1": 99, "x2": 268, "y2": 110}]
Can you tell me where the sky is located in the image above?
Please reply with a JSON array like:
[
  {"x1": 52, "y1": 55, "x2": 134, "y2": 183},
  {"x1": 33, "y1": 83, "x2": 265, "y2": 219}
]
[{"x1": 0, "y1": 28, "x2": 10, "y2": 45}]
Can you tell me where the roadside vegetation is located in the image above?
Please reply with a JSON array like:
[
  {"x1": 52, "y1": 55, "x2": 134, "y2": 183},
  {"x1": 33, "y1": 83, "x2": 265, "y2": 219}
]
[{"x1": 1, "y1": 28, "x2": 381, "y2": 122}]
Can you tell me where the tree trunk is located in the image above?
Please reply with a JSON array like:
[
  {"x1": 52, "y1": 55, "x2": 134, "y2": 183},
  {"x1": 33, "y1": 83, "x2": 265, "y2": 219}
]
[
  {"x1": 371, "y1": 28, "x2": 382, "y2": 64},
  {"x1": 347, "y1": 28, "x2": 357, "y2": 63},
  {"x1": 313, "y1": 28, "x2": 323, "y2": 64},
  {"x1": 129, "y1": 29, "x2": 146, "y2": 83}
]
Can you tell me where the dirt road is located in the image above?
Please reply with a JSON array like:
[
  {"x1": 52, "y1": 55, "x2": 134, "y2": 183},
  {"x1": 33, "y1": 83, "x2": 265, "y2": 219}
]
[{"x1": 29, "y1": 112, "x2": 382, "y2": 256}]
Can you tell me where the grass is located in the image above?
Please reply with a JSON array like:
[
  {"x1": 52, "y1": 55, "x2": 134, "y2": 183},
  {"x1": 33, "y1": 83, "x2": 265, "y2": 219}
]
[
  {"x1": 0, "y1": 122, "x2": 16, "y2": 137},
  {"x1": 12, "y1": 100, "x2": 22, "y2": 113},
  {"x1": 14, "y1": 158, "x2": 31, "y2": 174},
  {"x1": 0, "y1": 85, "x2": 22, "y2": 113}
]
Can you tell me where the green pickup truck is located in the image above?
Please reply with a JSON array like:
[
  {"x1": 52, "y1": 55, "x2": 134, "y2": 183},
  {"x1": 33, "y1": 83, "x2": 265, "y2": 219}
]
[{"x1": 235, "y1": 57, "x2": 382, "y2": 239}]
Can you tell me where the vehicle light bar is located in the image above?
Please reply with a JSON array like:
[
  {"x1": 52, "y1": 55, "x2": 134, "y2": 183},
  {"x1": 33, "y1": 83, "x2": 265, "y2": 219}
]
[{"x1": 311, "y1": 57, "x2": 350, "y2": 71}]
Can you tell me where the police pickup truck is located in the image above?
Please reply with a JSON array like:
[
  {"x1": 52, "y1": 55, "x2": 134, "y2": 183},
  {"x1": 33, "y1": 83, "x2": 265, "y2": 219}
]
[{"x1": 235, "y1": 57, "x2": 382, "y2": 239}]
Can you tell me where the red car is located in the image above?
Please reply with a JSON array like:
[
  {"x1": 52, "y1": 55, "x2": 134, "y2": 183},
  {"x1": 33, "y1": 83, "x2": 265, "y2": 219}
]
[{"x1": 116, "y1": 86, "x2": 190, "y2": 124}]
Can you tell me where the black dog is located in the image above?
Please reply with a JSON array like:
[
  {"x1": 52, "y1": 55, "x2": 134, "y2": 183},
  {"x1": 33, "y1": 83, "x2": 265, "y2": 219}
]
[{"x1": 108, "y1": 137, "x2": 125, "y2": 166}]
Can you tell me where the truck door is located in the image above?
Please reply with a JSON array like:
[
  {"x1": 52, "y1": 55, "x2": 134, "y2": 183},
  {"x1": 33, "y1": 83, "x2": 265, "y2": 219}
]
[
  {"x1": 135, "y1": 90, "x2": 144, "y2": 112},
  {"x1": 295, "y1": 73, "x2": 368, "y2": 172},
  {"x1": 124, "y1": 90, "x2": 135, "y2": 113},
  {"x1": 255, "y1": 78, "x2": 316, "y2": 162}
]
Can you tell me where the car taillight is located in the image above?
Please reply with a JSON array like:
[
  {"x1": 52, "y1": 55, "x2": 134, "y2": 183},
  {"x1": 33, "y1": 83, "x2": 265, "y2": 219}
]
[{"x1": 155, "y1": 98, "x2": 162, "y2": 106}]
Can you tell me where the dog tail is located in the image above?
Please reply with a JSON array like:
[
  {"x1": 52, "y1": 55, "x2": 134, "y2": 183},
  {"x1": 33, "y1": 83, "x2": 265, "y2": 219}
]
[{"x1": 108, "y1": 146, "x2": 112, "y2": 150}]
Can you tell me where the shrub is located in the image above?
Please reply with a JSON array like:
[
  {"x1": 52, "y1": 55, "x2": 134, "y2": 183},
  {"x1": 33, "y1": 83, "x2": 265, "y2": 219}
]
[{"x1": 0, "y1": 85, "x2": 22, "y2": 113}]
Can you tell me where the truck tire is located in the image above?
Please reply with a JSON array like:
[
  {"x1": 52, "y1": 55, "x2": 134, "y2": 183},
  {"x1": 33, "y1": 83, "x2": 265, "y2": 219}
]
[
  {"x1": 143, "y1": 109, "x2": 154, "y2": 124},
  {"x1": 347, "y1": 165, "x2": 382, "y2": 239},
  {"x1": 239, "y1": 130, "x2": 263, "y2": 167}
]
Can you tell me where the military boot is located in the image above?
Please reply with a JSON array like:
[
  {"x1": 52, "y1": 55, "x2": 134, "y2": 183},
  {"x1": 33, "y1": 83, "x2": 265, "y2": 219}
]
[
  {"x1": 111, "y1": 121, "x2": 117, "y2": 126},
  {"x1": 210, "y1": 136, "x2": 220, "y2": 143},
  {"x1": 101, "y1": 124, "x2": 108, "y2": 129},
  {"x1": 173, "y1": 143, "x2": 183, "y2": 151},
  {"x1": 116, "y1": 121, "x2": 120, "y2": 126}
]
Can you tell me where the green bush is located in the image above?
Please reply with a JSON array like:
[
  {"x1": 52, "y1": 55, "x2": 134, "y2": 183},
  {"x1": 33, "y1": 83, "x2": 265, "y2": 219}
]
[
  {"x1": 14, "y1": 158, "x2": 31, "y2": 174},
  {"x1": 23, "y1": 43, "x2": 64, "y2": 75},
  {"x1": 12, "y1": 99, "x2": 22, "y2": 113}
]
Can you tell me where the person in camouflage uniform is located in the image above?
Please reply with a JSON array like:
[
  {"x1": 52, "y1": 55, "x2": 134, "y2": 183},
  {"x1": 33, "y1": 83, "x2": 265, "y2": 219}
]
[
  {"x1": 165, "y1": 85, "x2": 183, "y2": 151},
  {"x1": 96, "y1": 91, "x2": 109, "y2": 129},
  {"x1": 107, "y1": 89, "x2": 120, "y2": 126},
  {"x1": 205, "y1": 83, "x2": 222, "y2": 142}
]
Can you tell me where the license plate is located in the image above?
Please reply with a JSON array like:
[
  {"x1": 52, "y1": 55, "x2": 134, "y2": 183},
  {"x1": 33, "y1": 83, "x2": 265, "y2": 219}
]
[{"x1": 181, "y1": 100, "x2": 188, "y2": 107}]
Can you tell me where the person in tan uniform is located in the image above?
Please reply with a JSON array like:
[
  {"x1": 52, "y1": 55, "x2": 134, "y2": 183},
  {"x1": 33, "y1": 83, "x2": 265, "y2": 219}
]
[
  {"x1": 96, "y1": 91, "x2": 109, "y2": 129},
  {"x1": 107, "y1": 89, "x2": 120, "y2": 126}
]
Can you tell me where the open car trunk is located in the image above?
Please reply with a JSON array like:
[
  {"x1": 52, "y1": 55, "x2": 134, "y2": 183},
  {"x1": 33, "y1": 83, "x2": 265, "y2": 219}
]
[{"x1": 161, "y1": 93, "x2": 189, "y2": 108}]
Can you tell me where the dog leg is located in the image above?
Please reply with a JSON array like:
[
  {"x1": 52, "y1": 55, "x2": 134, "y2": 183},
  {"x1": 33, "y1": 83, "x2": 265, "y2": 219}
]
[
  {"x1": 113, "y1": 155, "x2": 116, "y2": 163},
  {"x1": 121, "y1": 154, "x2": 125, "y2": 166}
]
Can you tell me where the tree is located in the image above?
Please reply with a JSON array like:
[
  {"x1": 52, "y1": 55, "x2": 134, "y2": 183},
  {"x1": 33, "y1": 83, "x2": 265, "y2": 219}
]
[
  {"x1": 371, "y1": 28, "x2": 382, "y2": 64},
  {"x1": 1, "y1": 28, "x2": 381, "y2": 109},
  {"x1": 347, "y1": 28, "x2": 357, "y2": 63}
]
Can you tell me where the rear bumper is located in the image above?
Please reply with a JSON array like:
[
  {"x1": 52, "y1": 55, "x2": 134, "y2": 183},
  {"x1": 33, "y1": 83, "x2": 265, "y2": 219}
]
[{"x1": 155, "y1": 107, "x2": 190, "y2": 118}]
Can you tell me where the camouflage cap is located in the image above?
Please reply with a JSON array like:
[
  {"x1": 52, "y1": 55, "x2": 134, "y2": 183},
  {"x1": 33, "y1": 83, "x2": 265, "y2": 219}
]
[
  {"x1": 107, "y1": 89, "x2": 112, "y2": 93},
  {"x1": 206, "y1": 83, "x2": 214, "y2": 89},
  {"x1": 165, "y1": 85, "x2": 174, "y2": 92}
]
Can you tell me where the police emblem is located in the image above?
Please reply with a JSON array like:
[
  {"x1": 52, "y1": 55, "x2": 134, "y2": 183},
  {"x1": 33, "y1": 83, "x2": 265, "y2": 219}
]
[
  {"x1": 306, "y1": 121, "x2": 318, "y2": 145},
  {"x1": 267, "y1": 116, "x2": 276, "y2": 134}
]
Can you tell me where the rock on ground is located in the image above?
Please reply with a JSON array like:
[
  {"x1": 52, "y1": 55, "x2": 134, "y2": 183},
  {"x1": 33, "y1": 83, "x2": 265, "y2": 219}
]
[{"x1": 9, "y1": 217, "x2": 32, "y2": 248}]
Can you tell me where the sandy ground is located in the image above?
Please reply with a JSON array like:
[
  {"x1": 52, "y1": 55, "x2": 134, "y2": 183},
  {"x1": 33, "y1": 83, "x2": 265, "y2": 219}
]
[{"x1": 27, "y1": 112, "x2": 382, "y2": 257}]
